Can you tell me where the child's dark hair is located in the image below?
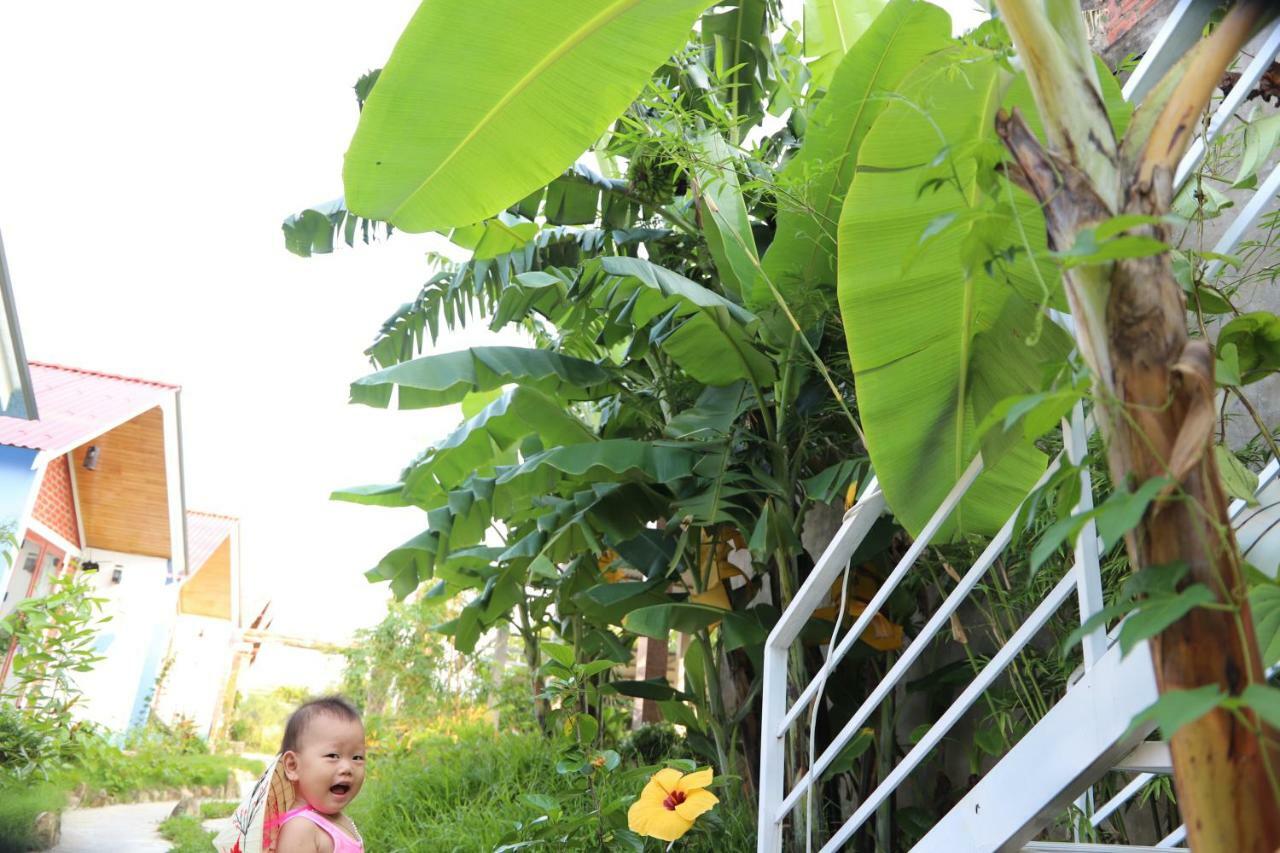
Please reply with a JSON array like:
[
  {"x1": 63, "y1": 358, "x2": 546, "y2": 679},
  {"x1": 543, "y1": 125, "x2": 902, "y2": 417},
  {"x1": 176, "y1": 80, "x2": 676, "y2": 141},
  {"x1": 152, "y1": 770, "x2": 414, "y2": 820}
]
[{"x1": 280, "y1": 695, "x2": 362, "y2": 753}]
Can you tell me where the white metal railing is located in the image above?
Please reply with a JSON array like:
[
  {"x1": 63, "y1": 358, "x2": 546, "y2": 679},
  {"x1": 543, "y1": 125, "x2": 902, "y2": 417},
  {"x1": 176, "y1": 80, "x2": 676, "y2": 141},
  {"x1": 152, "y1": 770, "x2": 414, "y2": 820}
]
[
  {"x1": 757, "y1": 410, "x2": 1102, "y2": 852},
  {"x1": 757, "y1": 3, "x2": 1280, "y2": 848}
]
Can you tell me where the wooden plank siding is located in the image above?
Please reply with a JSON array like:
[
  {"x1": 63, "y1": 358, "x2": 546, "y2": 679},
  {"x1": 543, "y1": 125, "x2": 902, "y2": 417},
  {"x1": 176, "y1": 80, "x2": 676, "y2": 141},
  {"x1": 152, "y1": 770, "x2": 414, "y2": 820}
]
[
  {"x1": 72, "y1": 407, "x2": 172, "y2": 557},
  {"x1": 179, "y1": 537, "x2": 232, "y2": 619}
]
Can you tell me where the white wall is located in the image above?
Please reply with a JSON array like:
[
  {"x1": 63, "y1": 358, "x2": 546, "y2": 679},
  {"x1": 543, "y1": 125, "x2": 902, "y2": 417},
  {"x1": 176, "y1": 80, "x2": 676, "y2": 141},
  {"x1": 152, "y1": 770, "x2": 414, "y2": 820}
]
[
  {"x1": 152, "y1": 613, "x2": 233, "y2": 738},
  {"x1": 74, "y1": 548, "x2": 176, "y2": 735}
]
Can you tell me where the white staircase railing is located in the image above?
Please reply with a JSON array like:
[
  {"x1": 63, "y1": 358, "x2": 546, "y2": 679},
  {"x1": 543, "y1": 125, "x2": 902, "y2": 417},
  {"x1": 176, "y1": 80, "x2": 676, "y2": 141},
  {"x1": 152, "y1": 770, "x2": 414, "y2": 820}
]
[{"x1": 757, "y1": 2, "x2": 1280, "y2": 848}]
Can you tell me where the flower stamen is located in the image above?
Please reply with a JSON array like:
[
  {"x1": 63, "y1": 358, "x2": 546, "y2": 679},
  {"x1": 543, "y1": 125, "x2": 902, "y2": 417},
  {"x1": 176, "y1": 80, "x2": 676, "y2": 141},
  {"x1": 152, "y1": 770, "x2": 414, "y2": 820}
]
[{"x1": 662, "y1": 790, "x2": 687, "y2": 811}]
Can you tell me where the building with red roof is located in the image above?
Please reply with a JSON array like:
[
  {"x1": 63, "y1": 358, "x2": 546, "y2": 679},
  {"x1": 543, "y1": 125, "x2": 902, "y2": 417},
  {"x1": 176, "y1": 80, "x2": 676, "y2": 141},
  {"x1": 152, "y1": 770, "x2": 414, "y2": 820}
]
[{"x1": 0, "y1": 362, "x2": 192, "y2": 734}]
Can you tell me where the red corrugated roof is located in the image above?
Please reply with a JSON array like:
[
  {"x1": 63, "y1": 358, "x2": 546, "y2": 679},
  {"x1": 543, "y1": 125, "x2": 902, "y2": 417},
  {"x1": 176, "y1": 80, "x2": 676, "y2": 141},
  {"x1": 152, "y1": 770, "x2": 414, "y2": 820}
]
[
  {"x1": 0, "y1": 362, "x2": 177, "y2": 452},
  {"x1": 187, "y1": 510, "x2": 237, "y2": 574}
]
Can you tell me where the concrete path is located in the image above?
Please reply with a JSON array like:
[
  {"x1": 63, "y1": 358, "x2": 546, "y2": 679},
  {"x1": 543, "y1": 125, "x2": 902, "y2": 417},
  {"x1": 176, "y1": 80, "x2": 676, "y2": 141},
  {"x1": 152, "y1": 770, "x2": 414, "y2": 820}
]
[{"x1": 51, "y1": 800, "x2": 177, "y2": 853}]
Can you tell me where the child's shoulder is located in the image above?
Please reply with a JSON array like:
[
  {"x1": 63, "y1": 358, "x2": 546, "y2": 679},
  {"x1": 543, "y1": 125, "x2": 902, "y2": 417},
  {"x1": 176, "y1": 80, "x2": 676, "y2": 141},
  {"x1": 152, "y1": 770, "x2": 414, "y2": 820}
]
[{"x1": 277, "y1": 810, "x2": 335, "y2": 853}]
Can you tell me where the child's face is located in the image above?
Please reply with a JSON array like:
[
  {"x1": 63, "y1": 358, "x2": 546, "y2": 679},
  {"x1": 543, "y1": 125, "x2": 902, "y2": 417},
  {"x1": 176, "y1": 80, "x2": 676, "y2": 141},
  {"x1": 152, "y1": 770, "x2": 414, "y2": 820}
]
[{"x1": 283, "y1": 713, "x2": 366, "y2": 815}]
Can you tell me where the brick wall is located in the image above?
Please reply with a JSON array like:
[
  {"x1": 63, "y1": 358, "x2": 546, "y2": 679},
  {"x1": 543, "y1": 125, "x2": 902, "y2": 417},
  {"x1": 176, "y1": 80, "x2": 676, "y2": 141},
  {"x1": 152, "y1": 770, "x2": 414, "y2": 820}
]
[
  {"x1": 32, "y1": 454, "x2": 80, "y2": 548},
  {"x1": 1098, "y1": 0, "x2": 1163, "y2": 46}
]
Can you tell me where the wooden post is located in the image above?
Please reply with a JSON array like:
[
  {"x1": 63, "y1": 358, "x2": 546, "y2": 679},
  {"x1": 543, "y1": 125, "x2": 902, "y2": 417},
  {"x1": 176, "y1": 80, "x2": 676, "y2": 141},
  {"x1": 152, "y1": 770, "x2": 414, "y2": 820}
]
[{"x1": 632, "y1": 635, "x2": 669, "y2": 727}]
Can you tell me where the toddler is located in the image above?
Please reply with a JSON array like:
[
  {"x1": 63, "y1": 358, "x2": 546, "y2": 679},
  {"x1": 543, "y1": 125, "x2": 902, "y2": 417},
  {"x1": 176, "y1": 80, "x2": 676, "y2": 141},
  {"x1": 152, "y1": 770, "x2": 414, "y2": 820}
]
[
  {"x1": 215, "y1": 695, "x2": 367, "y2": 853},
  {"x1": 274, "y1": 696, "x2": 367, "y2": 852}
]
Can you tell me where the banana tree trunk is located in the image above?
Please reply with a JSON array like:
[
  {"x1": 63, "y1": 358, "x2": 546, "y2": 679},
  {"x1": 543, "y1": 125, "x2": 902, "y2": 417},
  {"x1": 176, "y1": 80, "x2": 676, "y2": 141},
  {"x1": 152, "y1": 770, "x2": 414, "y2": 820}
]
[{"x1": 992, "y1": 1, "x2": 1280, "y2": 848}]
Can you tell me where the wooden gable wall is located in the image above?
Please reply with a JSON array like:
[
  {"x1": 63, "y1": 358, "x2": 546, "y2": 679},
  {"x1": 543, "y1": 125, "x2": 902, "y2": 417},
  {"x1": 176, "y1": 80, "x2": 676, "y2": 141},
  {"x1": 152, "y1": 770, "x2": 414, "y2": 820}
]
[
  {"x1": 179, "y1": 537, "x2": 232, "y2": 619},
  {"x1": 73, "y1": 407, "x2": 171, "y2": 557}
]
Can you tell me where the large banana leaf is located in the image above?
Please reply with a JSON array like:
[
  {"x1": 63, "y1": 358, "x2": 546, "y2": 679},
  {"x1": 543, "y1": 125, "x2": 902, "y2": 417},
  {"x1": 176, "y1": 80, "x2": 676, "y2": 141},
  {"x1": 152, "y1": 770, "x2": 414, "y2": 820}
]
[
  {"x1": 803, "y1": 0, "x2": 889, "y2": 90},
  {"x1": 344, "y1": 0, "x2": 713, "y2": 232},
  {"x1": 350, "y1": 346, "x2": 614, "y2": 409},
  {"x1": 494, "y1": 439, "x2": 701, "y2": 495},
  {"x1": 691, "y1": 131, "x2": 757, "y2": 302},
  {"x1": 756, "y1": 0, "x2": 951, "y2": 313},
  {"x1": 700, "y1": 0, "x2": 770, "y2": 124},
  {"x1": 402, "y1": 386, "x2": 595, "y2": 503},
  {"x1": 838, "y1": 55, "x2": 1070, "y2": 539}
]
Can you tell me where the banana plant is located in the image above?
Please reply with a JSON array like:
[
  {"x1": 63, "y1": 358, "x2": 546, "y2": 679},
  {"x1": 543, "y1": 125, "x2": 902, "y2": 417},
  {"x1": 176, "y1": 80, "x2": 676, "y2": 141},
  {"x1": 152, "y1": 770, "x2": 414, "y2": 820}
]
[
  {"x1": 985, "y1": 1, "x2": 1280, "y2": 848},
  {"x1": 293, "y1": 0, "x2": 1128, "y2": 837}
]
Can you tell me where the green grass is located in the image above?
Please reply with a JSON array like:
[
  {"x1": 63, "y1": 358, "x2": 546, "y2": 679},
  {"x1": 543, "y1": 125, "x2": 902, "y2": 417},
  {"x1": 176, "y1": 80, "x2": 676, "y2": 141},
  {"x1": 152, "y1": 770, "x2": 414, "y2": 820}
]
[
  {"x1": 158, "y1": 815, "x2": 216, "y2": 853},
  {"x1": 0, "y1": 783, "x2": 64, "y2": 853},
  {"x1": 53, "y1": 742, "x2": 263, "y2": 797},
  {"x1": 349, "y1": 725, "x2": 755, "y2": 852},
  {"x1": 198, "y1": 801, "x2": 237, "y2": 820}
]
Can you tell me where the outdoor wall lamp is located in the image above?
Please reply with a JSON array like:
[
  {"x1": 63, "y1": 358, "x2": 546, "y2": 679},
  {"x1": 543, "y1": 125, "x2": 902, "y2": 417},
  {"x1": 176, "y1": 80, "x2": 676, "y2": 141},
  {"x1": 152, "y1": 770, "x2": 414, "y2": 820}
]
[
  {"x1": 83, "y1": 445, "x2": 100, "y2": 470},
  {"x1": 110, "y1": 567, "x2": 123, "y2": 584},
  {"x1": 80, "y1": 560, "x2": 99, "y2": 573}
]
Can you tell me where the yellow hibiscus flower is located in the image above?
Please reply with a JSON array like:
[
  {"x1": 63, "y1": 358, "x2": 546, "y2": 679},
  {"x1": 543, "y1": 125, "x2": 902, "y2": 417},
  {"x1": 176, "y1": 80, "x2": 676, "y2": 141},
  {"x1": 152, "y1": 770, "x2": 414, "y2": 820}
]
[{"x1": 627, "y1": 767, "x2": 719, "y2": 842}]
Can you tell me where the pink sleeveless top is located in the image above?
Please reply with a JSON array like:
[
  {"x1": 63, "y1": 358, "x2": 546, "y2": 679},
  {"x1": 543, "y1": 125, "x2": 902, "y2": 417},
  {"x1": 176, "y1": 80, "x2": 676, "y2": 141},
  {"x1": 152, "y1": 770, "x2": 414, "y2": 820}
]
[{"x1": 279, "y1": 807, "x2": 363, "y2": 853}]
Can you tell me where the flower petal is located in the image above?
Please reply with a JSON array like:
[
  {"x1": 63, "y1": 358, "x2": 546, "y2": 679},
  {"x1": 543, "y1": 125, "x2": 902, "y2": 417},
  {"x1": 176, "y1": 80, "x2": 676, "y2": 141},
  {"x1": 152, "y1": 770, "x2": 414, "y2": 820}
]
[
  {"x1": 674, "y1": 788, "x2": 719, "y2": 823},
  {"x1": 678, "y1": 767, "x2": 714, "y2": 792},
  {"x1": 649, "y1": 768, "x2": 685, "y2": 795},
  {"x1": 628, "y1": 797, "x2": 693, "y2": 842}
]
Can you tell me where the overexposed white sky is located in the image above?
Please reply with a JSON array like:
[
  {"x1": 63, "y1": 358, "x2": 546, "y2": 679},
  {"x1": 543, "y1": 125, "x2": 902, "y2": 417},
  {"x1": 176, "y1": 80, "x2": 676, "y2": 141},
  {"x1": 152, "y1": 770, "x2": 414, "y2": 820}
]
[{"x1": 0, "y1": 0, "x2": 988, "y2": 665}]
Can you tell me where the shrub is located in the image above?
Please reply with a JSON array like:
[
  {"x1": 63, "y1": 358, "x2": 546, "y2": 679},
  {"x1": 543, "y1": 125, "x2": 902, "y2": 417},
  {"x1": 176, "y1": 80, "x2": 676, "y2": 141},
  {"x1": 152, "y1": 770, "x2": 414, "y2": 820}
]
[
  {"x1": 199, "y1": 801, "x2": 238, "y2": 820},
  {"x1": 0, "y1": 782, "x2": 64, "y2": 853},
  {"x1": 158, "y1": 815, "x2": 215, "y2": 853},
  {"x1": 227, "y1": 685, "x2": 309, "y2": 754},
  {"x1": 620, "y1": 723, "x2": 690, "y2": 766}
]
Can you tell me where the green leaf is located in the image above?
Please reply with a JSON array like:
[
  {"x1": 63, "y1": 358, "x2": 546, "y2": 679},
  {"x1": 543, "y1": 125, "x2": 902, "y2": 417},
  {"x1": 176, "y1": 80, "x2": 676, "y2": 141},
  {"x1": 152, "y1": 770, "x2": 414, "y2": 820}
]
[
  {"x1": 344, "y1": 0, "x2": 714, "y2": 231},
  {"x1": 448, "y1": 212, "x2": 539, "y2": 260},
  {"x1": 1240, "y1": 684, "x2": 1280, "y2": 729},
  {"x1": 974, "y1": 724, "x2": 1005, "y2": 756},
  {"x1": 610, "y1": 679, "x2": 687, "y2": 701},
  {"x1": 1130, "y1": 685, "x2": 1225, "y2": 739},
  {"x1": 1030, "y1": 478, "x2": 1169, "y2": 575},
  {"x1": 403, "y1": 387, "x2": 595, "y2": 501},
  {"x1": 1216, "y1": 445, "x2": 1259, "y2": 506},
  {"x1": 1118, "y1": 583, "x2": 1215, "y2": 655},
  {"x1": 1250, "y1": 585, "x2": 1280, "y2": 666},
  {"x1": 721, "y1": 607, "x2": 776, "y2": 651},
  {"x1": 585, "y1": 257, "x2": 775, "y2": 386},
  {"x1": 495, "y1": 440, "x2": 700, "y2": 494},
  {"x1": 543, "y1": 642, "x2": 576, "y2": 668},
  {"x1": 578, "y1": 659, "x2": 619, "y2": 679},
  {"x1": 1217, "y1": 342, "x2": 1243, "y2": 387},
  {"x1": 576, "y1": 714, "x2": 599, "y2": 744},
  {"x1": 350, "y1": 347, "x2": 615, "y2": 409},
  {"x1": 839, "y1": 54, "x2": 1070, "y2": 539},
  {"x1": 760, "y1": 0, "x2": 952, "y2": 312},
  {"x1": 1094, "y1": 476, "x2": 1170, "y2": 553},
  {"x1": 329, "y1": 483, "x2": 410, "y2": 507},
  {"x1": 522, "y1": 793, "x2": 560, "y2": 815},
  {"x1": 701, "y1": 0, "x2": 770, "y2": 123},
  {"x1": 802, "y1": 0, "x2": 889, "y2": 90},
  {"x1": 624, "y1": 602, "x2": 729, "y2": 638},
  {"x1": 1234, "y1": 112, "x2": 1280, "y2": 189},
  {"x1": 1218, "y1": 312, "x2": 1280, "y2": 385},
  {"x1": 820, "y1": 727, "x2": 875, "y2": 780},
  {"x1": 665, "y1": 383, "x2": 750, "y2": 441},
  {"x1": 802, "y1": 459, "x2": 864, "y2": 504},
  {"x1": 1051, "y1": 229, "x2": 1169, "y2": 268},
  {"x1": 692, "y1": 131, "x2": 758, "y2": 301},
  {"x1": 282, "y1": 198, "x2": 390, "y2": 257}
]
